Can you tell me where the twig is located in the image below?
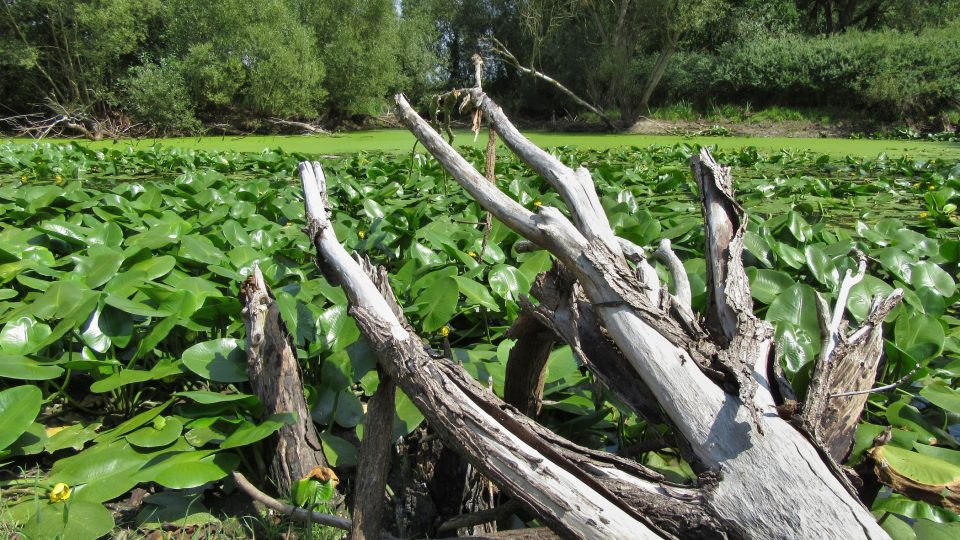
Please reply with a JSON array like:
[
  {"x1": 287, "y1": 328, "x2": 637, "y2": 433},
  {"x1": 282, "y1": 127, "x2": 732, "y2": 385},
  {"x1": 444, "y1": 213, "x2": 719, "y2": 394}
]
[
  {"x1": 230, "y1": 471, "x2": 351, "y2": 531},
  {"x1": 437, "y1": 499, "x2": 523, "y2": 534},
  {"x1": 829, "y1": 364, "x2": 919, "y2": 399},
  {"x1": 479, "y1": 125, "x2": 497, "y2": 259}
]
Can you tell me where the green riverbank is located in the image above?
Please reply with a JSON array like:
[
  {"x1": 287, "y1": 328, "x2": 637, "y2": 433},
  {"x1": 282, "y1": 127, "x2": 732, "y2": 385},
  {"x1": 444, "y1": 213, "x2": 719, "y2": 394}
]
[{"x1": 6, "y1": 129, "x2": 960, "y2": 159}]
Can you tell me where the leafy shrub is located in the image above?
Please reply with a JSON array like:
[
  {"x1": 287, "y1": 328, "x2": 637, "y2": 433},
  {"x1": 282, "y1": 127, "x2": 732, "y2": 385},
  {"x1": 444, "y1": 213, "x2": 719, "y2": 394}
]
[
  {"x1": 646, "y1": 21, "x2": 960, "y2": 120},
  {"x1": 122, "y1": 60, "x2": 201, "y2": 134},
  {"x1": 166, "y1": 0, "x2": 326, "y2": 119},
  {"x1": 713, "y1": 23, "x2": 960, "y2": 118},
  {"x1": 180, "y1": 43, "x2": 245, "y2": 109}
]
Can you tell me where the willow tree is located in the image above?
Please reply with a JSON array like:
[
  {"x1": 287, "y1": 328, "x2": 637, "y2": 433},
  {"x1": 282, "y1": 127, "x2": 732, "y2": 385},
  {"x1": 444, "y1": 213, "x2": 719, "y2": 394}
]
[{"x1": 295, "y1": 85, "x2": 901, "y2": 538}]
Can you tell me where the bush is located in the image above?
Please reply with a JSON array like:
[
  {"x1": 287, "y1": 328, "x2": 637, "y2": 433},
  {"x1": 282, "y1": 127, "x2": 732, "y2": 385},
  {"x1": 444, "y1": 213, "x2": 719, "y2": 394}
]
[
  {"x1": 645, "y1": 21, "x2": 960, "y2": 120},
  {"x1": 180, "y1": 42, "x2": 245, "y2": 109},
  {"x1": 122, "y1": 60, "x2": 201, "y2": 134},
  {"x1": 712, "y1": 23, "x2": 960, "y2": 118}
]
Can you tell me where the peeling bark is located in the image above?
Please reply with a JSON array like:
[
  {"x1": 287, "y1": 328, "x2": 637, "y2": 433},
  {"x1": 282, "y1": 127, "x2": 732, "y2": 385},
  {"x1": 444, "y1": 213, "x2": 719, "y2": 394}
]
[
  {"x1": 503, "y1": 311, "x2": 555, "y2": 417},
  {"x1": 802, "y1": 255, "x2": 904, "y2": 462}
]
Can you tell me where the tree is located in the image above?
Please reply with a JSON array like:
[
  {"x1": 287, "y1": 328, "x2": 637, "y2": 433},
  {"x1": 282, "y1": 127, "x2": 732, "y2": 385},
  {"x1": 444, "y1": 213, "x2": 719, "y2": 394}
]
[
  {"x1": 635, "y1": 0, "x2": 725, "y2": 113},
  {"x1": 797, "y1": 0, "x2": 960, "y2": 34},
  {"x1": 0, "y1": 0, "x2": 163, "y2": 137},
  {"x1": 298, "y1": 0, "x2": 403, "y2": 117},
  {"x1": 165, "y1": 0, "x2": 326, "y2": 118}
]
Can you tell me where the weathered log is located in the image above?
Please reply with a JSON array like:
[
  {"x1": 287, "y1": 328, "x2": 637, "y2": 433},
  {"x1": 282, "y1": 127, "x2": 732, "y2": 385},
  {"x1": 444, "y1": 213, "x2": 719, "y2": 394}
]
[
  {"x1": 300, "y1": 161, "x2": 722, "y2": 539},
  {"x1": 239, "y1": 264, "x2": 327, "y2": 494},
  {"x1": 289, "y1": 84, "x2": 903, "y2": 538},
  {"x1": 391, "y1": 89, "x2": 897, "y2": 539},
  {"x1": 268, "y1": 118, "x2": 331, "y2": 135}
]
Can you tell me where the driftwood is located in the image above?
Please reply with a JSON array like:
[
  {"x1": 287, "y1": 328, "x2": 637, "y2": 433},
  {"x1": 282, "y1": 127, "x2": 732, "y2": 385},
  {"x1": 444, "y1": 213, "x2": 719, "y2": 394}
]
[
  {"x1": 267, "y1": 118, "x2": 331, "y2": 135},
  {"x1": 294, "y1": 85, "x2": 903, "y2": 538},
  {"x1": 239, "y1": 264, "x2": 327, "y2": 494}
]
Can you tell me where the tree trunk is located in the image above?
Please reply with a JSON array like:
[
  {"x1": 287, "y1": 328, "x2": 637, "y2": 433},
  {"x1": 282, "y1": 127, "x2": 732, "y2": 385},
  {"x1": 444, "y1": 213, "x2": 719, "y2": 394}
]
[
  {"x1": 638, "y1": 37, "x2": 678, "y2": 116},
  {"x1": 239, "y1": 265, "x2": 328, "y2": 494},
  {"x1": 295, "y1": 86, "x2": 901, "y2": 538}
]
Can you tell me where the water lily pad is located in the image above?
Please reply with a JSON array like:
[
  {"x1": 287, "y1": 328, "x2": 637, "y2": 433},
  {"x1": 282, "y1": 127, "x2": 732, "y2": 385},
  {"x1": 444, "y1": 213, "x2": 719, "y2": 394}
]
[
  {"x1": 182, "y1": 338, "x2": 247, "y2": 383},
  {"x1": 125, "y1": 416, "x2": 183, "y2": 448}
]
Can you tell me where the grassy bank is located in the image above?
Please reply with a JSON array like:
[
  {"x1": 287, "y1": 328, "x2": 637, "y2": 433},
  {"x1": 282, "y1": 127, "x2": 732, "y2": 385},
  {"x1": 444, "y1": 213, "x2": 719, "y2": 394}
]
[{"x1": 6, "y1": 129, "x2": 960, "y2": 160}]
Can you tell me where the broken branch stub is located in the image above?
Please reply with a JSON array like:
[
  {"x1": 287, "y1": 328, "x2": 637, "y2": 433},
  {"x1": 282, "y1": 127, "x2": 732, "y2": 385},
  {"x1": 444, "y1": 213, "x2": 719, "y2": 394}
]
[{"x1": 239, "y1": 264, "x2": 327, "y2": 493}]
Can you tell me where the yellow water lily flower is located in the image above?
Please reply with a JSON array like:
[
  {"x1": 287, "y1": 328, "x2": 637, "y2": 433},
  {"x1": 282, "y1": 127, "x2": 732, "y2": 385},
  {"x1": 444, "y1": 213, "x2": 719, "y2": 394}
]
[
  {"x1": 55, "y1": 174, "x2": 63, "y2": 185},
  {"x1": 49, "y1": 482, "x2": 71, "y2": 503},
  {"x1": 919, "y1": 211, "x2": 929, "y2": 219},
  {"x1": 19, "y1": 175, "x2": 28, "y2": 183},
  {"x1": 358, "y1": 230, "x2": 366, "y2": 239},
  {"x1": 533, "y1": 200, "x2": 542, "y2": 207},
  {"x1": 440, "y1": 325, "x2": 450, "y2": 337},
  {"x1": 468, "y1": 251, "x2": 477, "y2": 258}
]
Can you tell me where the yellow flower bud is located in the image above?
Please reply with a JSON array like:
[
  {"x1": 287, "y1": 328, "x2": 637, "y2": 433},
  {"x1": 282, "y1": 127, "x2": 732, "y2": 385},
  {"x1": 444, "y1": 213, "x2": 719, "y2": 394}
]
[
  {"x1": 440, "y1": 325, "x2": 450, "y2": 337},
  {"x1": 49, "y1": 482, "x2": 71, "y2": 503},
  {"x1": 468, "y1": 251, "x2": 477, "y2": 258},
  {"x1": 358, "y1": 230, "x2": 366, "y2": 239},
  {"x1": 533, "y1": 200, "x2": 542, "y2": 207},
  {"x1": 919, "y1": 211, "x2": 929, "y2": 219}
]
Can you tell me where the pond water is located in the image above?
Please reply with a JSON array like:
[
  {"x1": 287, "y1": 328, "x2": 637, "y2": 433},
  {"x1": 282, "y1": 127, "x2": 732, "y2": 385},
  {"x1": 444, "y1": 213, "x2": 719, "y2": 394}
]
[{"x1": 6, "y1": 129, "x2": 960, "y2": 159}]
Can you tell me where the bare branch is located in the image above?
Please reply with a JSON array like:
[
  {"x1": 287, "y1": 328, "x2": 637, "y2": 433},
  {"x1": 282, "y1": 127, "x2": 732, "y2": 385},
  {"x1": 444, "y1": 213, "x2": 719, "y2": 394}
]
[
  {"x1": 299, "y1": 161, "x2": 409, "y2": 341},
  {"x1": 395, "y1": 95, "x2": 559, "y2": 250},
  {"x1": 231, "y1": 472, "x2": 352, "y2": 531},
  {"x1": 466, "y1": 88, "x2": 621, "y2": 250},
  {"x1": 485, "y1": 37, "x2": 616, "y2": 130},
  {"x1": 438, "y1": 500, "x2": 523, "y2": 534}
]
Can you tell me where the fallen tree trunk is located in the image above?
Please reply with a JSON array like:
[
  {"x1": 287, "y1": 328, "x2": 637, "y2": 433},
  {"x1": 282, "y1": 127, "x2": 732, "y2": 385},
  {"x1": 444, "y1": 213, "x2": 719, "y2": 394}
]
[{"x1": 295, "y1": 86, "x2": 901, "y2": 538}]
